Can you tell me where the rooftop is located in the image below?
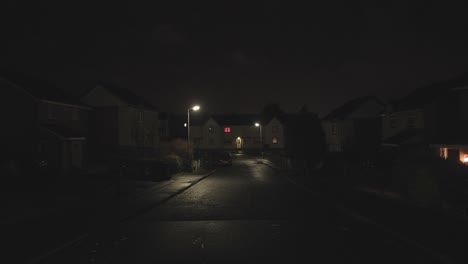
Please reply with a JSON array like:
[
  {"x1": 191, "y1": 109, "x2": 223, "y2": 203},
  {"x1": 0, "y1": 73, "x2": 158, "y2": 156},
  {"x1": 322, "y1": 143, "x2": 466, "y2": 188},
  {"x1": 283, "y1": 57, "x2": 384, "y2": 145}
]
[
  {"x1": 393, "y1": 72, "x2": 468, "y2": 111},
  {"x1": 323, "y1": 96, "x2": 384, "y2": 120},
  {"x1": 0, "y1": 71, "x2": 82, "y2": 105}
]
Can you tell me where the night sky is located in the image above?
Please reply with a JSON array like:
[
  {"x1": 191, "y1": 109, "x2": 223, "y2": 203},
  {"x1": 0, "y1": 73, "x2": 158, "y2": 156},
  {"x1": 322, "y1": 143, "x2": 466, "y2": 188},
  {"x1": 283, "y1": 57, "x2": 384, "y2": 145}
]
[{"x1": 2, "y1": 1, "x2": 468, "y2": 116}]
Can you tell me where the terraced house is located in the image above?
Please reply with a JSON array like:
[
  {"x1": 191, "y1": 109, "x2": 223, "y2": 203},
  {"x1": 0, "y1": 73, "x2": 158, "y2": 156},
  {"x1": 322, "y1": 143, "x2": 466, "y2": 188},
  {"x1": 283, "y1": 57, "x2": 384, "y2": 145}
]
[
  {"x1": 81, "y1": 83, "x2": 160, "y2": 160},
  {"x1": 189, "y1": 114, "x2": 284, "y2": 152},
  {"x1": 382, "y1": 74, "x2": 468, "y2": 163},
  {"x1": 1, "y1": 73, "x2": 90, "y2": 175}
]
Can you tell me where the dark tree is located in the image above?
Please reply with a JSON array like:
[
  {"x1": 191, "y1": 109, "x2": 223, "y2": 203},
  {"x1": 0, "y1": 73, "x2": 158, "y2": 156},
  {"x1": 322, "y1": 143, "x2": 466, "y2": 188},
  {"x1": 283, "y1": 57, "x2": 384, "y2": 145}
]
[
  {"x1": 284, "y1": 111, "x2": 327, "y2": 173},
  {"x1": 260, "y1": 103, "x2": 284, "y2": 121}
]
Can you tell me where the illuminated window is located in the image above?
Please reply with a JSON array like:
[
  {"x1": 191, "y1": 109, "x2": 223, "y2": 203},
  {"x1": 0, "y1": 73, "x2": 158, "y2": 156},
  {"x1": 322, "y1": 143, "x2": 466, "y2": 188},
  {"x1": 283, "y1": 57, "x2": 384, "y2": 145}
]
[
  {"x1": 224, "y1": 127, "x2": 231, "y2": 133},
  {"x1": 272, "y1": 137, "x2": 278, "y2": 144},
  {"x1": 464, "y1": 155, "x2": 468, "y2": 163},
  {"x1": 440, "y1": 147, "x2": 448, "y2": 159}
]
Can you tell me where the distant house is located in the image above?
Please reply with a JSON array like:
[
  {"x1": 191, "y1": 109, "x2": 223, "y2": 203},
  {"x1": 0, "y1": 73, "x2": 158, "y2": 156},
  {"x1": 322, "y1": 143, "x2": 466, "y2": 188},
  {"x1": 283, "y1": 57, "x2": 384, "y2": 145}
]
[
  {"x1": 158, "y1": 113, "x2": 189, "y2": 142},
  {"x1": 1, "y1": 74, "x2": 90, "y2": 175},
  {"x1": 80, "y1": 83, "x2": 159, "y2": 159},
  {"x1": 189, "y1": 114, "x2": 285, "y2": 151},
  {"x1": 382, "y1": 74, "x2": 468, "y2": 163},
  {"x1": 322, "y1": 96, "x2": 385, "y2": 153}
]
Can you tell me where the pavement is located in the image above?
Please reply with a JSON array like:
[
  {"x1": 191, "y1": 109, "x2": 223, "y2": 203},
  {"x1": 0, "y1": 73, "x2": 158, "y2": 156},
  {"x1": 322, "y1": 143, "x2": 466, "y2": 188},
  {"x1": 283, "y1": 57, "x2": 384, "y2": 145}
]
[
  {"x1": 2, "y1": 171, "x2": 214, "y2": 264},
  {"x1": 256, "y1": 156, "x2": 468, "y2": 264},
  {"x1": 40, "y1": 155, "x2": 440, "y2": 264}
]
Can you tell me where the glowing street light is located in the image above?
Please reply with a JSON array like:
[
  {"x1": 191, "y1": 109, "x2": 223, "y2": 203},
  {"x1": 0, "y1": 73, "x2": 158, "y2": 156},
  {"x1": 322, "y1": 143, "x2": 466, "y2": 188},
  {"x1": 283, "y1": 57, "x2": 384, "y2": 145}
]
[
  {"x1": 187, "y1": 105, "x2": 201, "y2": 170},
  {"x1": 254, "y1": 122, "x2": 262, "y2": 149}
]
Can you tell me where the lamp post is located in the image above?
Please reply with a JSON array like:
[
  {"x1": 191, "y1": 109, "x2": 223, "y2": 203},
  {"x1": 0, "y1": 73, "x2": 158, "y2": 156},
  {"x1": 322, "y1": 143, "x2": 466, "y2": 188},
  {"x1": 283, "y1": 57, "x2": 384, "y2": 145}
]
[
  {"x1": 255, "y1": 122, "x2": 262, "y2": 156},
  {"x1": 187, "y1": 105, "x2": 200, "y2": 170}
]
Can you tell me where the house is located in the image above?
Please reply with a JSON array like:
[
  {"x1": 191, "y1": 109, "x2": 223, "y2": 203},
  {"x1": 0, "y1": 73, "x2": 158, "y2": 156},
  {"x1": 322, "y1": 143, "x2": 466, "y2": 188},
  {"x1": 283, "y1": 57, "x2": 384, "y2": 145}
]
[
  {"x1": 80, "y1": 83, "x2": 159, "y2": 160},
  {"x1": 158, "y1": 112, "x2": 189, "y2": 142},
  {"x1": 189, "y1": 114, "x2": 285, "y2": 151},
  {"x1": 1, "y1": 74, "x2": 90, "y2": 175},
  {"x1": 321, "y1": 96, "x2": 386, "y2": 153},
  {"x1": 382, "y1": 74, "x2": 468, "y2": 163}
]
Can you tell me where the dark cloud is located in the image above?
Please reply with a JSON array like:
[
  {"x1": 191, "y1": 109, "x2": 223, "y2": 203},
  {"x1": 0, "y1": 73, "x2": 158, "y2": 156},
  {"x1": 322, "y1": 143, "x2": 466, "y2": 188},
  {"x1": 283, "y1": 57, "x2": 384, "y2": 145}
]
[{"x1": 1, "y1": 1, "x2": 468, "y2": 116}]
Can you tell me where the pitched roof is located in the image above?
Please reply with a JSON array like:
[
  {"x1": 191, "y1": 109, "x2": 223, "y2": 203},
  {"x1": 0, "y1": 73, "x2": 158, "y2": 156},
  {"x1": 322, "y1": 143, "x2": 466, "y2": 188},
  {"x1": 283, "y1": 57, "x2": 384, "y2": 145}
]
[
  {"x1": 211, "y1": 114, "x2": 260, "y2": 126},
  {"x1": 323, "y1": 96, "x2": 383, "y2": 120},
  {"x1": 82, "y1": 81, "x2": 158, "y2": 110},
  {"x1": 393, "y1": 73, "x2": 468, "y2": 111},
  {"x1": 0, "y1": 71, "x2": 82, "y2": 105}
]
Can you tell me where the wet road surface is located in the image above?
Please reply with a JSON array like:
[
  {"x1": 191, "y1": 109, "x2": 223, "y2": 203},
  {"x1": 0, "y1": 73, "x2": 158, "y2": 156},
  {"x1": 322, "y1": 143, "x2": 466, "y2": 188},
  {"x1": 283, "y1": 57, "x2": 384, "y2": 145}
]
[{"x1": 43, "y1": 155, "x2": 440, "y2": 263}]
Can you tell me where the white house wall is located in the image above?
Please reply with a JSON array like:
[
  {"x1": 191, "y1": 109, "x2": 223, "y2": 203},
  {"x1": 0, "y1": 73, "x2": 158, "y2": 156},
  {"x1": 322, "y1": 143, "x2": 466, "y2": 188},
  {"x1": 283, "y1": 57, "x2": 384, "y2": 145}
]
[
  {"x1": 322, "y1": 120, "x2": 342, "y2": 152},
  {"x1": 382, "y1": 109, "x2": 424, "y2": 140},
  {"x1": 190, "y1": 118, "x2": 285, "y2": 150},
  {"x1": 118, "y1": 107, "x2": 159, "y2": 149},
  {"x1": 202, "y1": 119, "x2": 222, "y2": 149},
  {"x1": 264, "y1": 118, "x2": 284, "y2": 149}
]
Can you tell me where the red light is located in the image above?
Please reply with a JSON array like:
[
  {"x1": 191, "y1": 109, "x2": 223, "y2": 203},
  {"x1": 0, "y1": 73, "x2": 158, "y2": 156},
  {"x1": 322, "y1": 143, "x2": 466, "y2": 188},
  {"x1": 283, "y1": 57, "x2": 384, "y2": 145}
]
[{"x1": 224, "y1": 127, "x2": 231, "y2": 133}]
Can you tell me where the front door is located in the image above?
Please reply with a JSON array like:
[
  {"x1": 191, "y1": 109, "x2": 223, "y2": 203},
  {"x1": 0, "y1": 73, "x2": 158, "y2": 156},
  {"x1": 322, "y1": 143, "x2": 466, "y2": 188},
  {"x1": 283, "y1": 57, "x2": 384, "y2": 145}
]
[
  {"x1": 236, "y1": 137, "x2": 242, "y2": 149},
  {"x1": 71, "y1": 141, "x2": 83, "y2": 168}
]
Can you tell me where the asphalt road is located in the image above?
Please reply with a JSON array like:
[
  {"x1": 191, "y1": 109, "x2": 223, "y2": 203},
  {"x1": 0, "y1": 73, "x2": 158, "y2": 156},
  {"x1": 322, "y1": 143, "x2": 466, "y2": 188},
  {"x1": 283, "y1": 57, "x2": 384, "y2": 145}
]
[{"x1": 43, "y1": 155, "x2": 440, "y2": 264}]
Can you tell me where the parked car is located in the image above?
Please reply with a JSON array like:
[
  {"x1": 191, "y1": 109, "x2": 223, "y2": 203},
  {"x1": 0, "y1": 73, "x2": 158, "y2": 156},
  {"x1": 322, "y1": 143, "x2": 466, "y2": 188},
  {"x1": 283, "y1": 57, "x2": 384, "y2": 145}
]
[{"x1": 214, "y1": 151, "x2": 233, "y2": 166}]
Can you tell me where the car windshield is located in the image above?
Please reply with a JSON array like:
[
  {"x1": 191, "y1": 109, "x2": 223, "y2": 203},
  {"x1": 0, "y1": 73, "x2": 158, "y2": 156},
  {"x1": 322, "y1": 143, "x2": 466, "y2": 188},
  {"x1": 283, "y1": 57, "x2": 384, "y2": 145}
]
[{"x1": 3, "y1": 3, "x2": 467, "y2": 263}]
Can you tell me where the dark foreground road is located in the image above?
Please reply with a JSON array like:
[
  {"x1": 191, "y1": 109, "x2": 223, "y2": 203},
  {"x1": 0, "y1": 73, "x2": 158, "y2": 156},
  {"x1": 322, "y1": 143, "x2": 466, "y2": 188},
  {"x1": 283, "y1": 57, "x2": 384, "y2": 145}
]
[{"x1": 42, "y1": 155, "x2": 440, "y2": 263}]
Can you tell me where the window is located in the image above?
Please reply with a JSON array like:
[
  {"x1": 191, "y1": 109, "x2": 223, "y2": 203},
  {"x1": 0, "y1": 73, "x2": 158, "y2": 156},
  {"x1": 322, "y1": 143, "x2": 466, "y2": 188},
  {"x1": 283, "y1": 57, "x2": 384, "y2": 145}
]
[
  {"x1": 272, "y1": 125, "x2": 278, "y2": 133},
  {"x1": 224, "y1": 127, "x2": 231, "y2": 133},
  {"x1": 390, "y1": 116, "x2": 397, "y2": 128},
  {"x1": 47, "y1": 104, "x2": 56, "y2": 119},
  {"x1": 72, "y1": 109, "x2": 79, "y2": 121},
  {"x1": 440, "y1": 148, "x2": 448, "y2": 159},
  {"x1": 331, "y1": 122, "x2": 337, "y2": 135},
  {"x1": 272, "y1": 137, "x2": 278, "y2": 144}
]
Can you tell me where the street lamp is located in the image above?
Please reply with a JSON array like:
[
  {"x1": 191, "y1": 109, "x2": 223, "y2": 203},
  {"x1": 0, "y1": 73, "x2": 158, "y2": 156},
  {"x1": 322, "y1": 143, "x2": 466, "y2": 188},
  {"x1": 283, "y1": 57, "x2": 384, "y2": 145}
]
[
  {"x1": 254, "y1": 122, "x2": 262, "y2": 152},
  {"x1": 187, "y1": 105, "x2": 200, "y2": 170}
]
